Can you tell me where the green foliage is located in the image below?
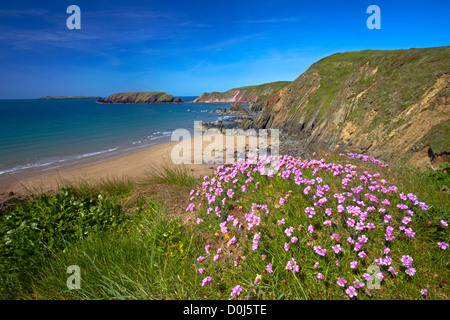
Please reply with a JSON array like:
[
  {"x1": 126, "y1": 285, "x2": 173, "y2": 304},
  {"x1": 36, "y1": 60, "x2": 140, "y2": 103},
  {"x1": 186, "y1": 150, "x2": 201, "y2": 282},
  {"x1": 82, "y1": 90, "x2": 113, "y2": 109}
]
[
  {"x1": 0, "y1": 188, "x2": 125, "y2": 275},
  {"x1": 18, "y1": 199, "x2": 203, "y2": 299}
]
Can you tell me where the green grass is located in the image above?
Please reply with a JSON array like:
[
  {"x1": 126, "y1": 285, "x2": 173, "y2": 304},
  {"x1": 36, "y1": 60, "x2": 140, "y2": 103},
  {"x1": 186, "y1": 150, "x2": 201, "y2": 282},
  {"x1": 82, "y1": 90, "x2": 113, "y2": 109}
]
[{"x1": 1, "y1": 155, "x2": 448, "y2": 300}]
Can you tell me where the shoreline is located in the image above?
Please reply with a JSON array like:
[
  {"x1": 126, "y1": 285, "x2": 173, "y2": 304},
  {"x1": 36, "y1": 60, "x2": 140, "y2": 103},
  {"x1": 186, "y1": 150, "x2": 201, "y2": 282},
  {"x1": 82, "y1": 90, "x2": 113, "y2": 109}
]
[{"x1": 0, "y1": 133, "x2": 276, "y2": 202}]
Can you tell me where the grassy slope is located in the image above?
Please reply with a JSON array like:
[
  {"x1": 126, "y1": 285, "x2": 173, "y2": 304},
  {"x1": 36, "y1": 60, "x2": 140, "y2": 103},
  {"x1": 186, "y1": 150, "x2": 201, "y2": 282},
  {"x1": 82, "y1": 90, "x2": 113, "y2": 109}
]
[
  {"x1": 107, "y1": 92, "x2": 174, "y2": 103},
  {"x1": 1, "y1": 155, "x2": 448, "y2": 300},
  {"x1": 196, "y1": 81, "x2": 291, "y2": 102}
]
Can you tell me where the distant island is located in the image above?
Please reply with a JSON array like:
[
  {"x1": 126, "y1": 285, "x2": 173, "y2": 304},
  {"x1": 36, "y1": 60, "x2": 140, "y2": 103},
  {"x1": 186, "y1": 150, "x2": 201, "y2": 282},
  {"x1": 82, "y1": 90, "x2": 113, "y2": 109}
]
[
  {"x1": 97, "y1": 92, "x2": 182, "y2": 104},
  {"x1": 38, "y1": 96, "x2": 102, "y2": 100}
]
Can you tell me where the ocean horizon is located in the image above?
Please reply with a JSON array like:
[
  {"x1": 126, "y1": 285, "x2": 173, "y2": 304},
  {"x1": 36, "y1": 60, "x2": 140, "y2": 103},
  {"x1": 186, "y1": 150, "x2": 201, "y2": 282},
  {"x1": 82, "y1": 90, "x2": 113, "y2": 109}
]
[{"x1": 0, "y1": 97, "x2": 231, "y2": 177}]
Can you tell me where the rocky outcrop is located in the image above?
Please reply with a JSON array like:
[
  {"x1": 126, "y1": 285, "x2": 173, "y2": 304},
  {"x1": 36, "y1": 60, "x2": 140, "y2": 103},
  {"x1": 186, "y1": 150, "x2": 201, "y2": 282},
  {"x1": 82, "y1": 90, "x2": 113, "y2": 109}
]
[
  {"x1": 98, "y1": 92, "x2": 182, "y2": 104},
  {"x1": 194, "y1": 81, "x2": 290, "y2": 104},
  {"x1": 246, "y1": 46, "x2": 450, "y2": 168}
]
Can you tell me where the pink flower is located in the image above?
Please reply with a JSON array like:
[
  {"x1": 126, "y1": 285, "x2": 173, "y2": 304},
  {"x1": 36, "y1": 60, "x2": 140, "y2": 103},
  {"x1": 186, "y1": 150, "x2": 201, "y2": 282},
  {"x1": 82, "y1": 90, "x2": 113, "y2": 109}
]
[
  {"x1": 402, "y1": 216, "x2": 412, "y2": 224},
  {"x1": 404, "y1": 228, "x2": 416, "y2": 238},
  {"x1": 231, "y1": 285, "x2": 242, "y2": 297},
  {"x1": 350, "y1": 261, "x2": 359, "y2": 269},
  {"x1": 285, "y1": 226, "x2": 294, "y2": 237},
  {"x1": 291, "y1": 236, "x2": 299, "y2": 243},
  {"x1": 440, "y1": 220, "x2": 448, "y2": 227},
  {"x1": 353, "y1": 280, "x2": 365, "y2": 289},
  {"x1": 405, "y1": 267, "x2": 416, "y2": 276},
  {"x1": 201, "y1": 276, "x2": 214, "y2": 287},
  {"x1": 308, "y1": 224, "x2": 314, "y2": 233},
  {"x1": 401, "y1": 255, "x2": 414, "y2": 267},
  {"x1": 437, "y1": 242, "x2": 449, "y2": 250},
  {"x1": 198, "y1": 268, "x2": 205, "y2": 274},
  {"x1": 284, "y1": 243, "x2": 290, "y2": 251},
  {"x1": 323, "y1": 220, "x2": 332, "y2": 227},
  {"x1": 347, "y1": 219, "x2": 355, "y2": 227},
  {"x1": 358, "y1": 251, "x2": 367, "y2": 259},
  {"x1": 421, "y1": 288, "x2": 428, "y2": 296},
  {"x1": 337, "y1": 277, "x2": 347, "y2": 287},
  {"x1": 266, "y1": 263, "x2": 273, "y2": 273},
  {"x1": 277, "y1": 219, "x2": 286, "y2": 226},
  {"x1": 332, "y1": 244, "x2": 342, "y2": 254},
  {"x1": 317, "y1": 273, "x2": 325, "y2": 280},
  {"x1": 254, "y1": 274, "x2": 262, "y2": 285},
  {"x1": 345, "y1": 286, "x2": 357, "y2": 298},
  {"x1": 313, "y1": 245, "x2": 327, "y2": 256}
]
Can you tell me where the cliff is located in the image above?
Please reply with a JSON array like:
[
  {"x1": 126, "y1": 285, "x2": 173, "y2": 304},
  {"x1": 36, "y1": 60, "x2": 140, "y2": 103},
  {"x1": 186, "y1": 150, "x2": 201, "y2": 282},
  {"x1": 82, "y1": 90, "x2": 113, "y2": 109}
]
[
  {"x1": 247, "y1": 46, "x2": 449, "y2": 168},
  {"x1": 194, "y1": 81, "x2": 291, "y2": 104},
  {"x1": 98, "y1": 92, "x2": 182, "y2": 104}
]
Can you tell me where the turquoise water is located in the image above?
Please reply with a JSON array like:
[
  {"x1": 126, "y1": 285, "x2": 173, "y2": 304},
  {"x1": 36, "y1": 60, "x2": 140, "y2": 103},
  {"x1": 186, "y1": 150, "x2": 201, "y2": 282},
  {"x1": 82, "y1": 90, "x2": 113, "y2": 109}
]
[{"x1": 0, "y1": 98, "x2": 229, "y2": 176}]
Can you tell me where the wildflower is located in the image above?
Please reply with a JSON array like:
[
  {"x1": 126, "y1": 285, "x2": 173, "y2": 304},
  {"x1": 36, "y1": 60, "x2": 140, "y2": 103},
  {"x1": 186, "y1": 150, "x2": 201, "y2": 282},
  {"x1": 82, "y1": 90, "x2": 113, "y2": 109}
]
[
  {"x1": 421, "y1": 289, "x2": 428, "y2": 296},
  {"x1": 402, "y1": 216, "x2": 412, "y2": 224},
  {"x1": 291, "y1": 236, "x2": 298, "y2": 243},
  {"x1": 313, "y1": 245, "x2": 327, "y2": 256},
  {"x1": 437, "y1": 242, "x2": 449, "y2": 250},
  {"x1": 266, "y1": 263, "x2": 273, "y2": 273},
  {"x1": 227, "y1": 236, "x2": 237, "y2": 247},
  {"x1": 405, "y1": 267, "x2": 416, "y2": 276},
  {"x1": 332, "y1": 244, "x2": 342, "y2": 254},
  {"x1": 358, "y1": 251, "x2": 367, "y2": 259},
  {"x1": 205, "y1": 245, "x2": 210, "y2": 254},
  {"x1": 404, "y1": 228, "x2": 416, "y2": 238},
  {"x1": 284, "y1": 243, "x2": 290, "y2": 251},
  {"x1": 440, "y1": 220, "x2": 448, "y2": 227},
  {"x1": 231, "y1": 285, "x2": 242, "y2": 297},
  {"x1": 384, "y1": 247, "x2": 391, "y2": 254},
  {"x1": 213, "y1": 255, "x2": 219, "y2": 262},
  {"x1": 198, "y1": 268, "x2": 204, "y2": 274},
  {"x1": 337, "y1": 277, "x2": 347, "y2": 287},
  {"x1": 308, "y1": 224, "x2": 314, "y2": 233},
  {"x1": 350, "y1": 261, "x2": 359, "y2": 269},
  {"x1": 277, "y1": 219, "x2": 286, "y2": 226},
  {"x1": 325, "y1": 208, "x2": 332, "y2": 216},
  {"x1": 346, "y1": 237, "x2": 355, "y2": 244},
  {"x1": 331, "y1": 233, "x2": 340, "y2": 241},
  {"x1": 401, "y1": 255, "x2": 414, "y2": 267},
  {"x1": 317, "y1": 273, "x2": 325, "y2": 280},
  {"x1": 345, "y1": 286, "x2": 357, "y2": 298},
  {"x1": 346, "y1": 219, "x2": 355, "y2": 227},
  {"x1": 279, "y1": 197, "x2": 286, "y2": 206},
  {"x1": 196, "y1": 256, "x2": 205, "y2": 262},
  {"x1": 227, "y1": 189, "x2": 234, "y2": 198},
  {"x1": 397, "y1": 204, "x2": 408, "y2": 210},
  {"x1": 186, "y1": 203, "x2": 195, "y2": 212},
  {"x1": 384, "y1": 215, "x2": 392, "y2": 223},
  {"x1": 285, "y1": 227, "x2": 294, "y2": 237},
  {"x1": 201, "y1": 276, "x2": 214, "y2": 287},
  {"x1": 323, "y1": 220, "x2": 332, "y2": 227},
  {"x1": 353, "y1": 280, "x2": 365, "y2": 289},
  {"x1": 388, "y1": 266, "x2": 398, "y2": 275},
  {"x1": 362, "y1": 273, "x2": 371, "y2": 281},
  {"x1": 313, "y1": 262, "x2": 319, "y2": 269},
  {"x1": 254, "y1": 274, "x2": 262, "y2": 285},
  {"x1": 305, "y1": 207, "x2": 316, "y2": 218}
]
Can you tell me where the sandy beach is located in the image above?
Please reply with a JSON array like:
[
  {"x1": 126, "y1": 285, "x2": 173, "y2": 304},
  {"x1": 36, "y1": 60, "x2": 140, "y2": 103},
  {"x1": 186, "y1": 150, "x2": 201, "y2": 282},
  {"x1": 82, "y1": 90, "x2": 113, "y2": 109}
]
[{"x1": 0, "y1": 133, "x2": 273, "y2": 202}]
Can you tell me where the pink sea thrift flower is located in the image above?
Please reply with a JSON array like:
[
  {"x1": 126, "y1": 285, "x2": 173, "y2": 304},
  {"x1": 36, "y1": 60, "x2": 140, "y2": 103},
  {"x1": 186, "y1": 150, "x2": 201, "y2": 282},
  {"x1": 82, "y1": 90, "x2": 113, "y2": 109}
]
[
  {"x1": 284, "y1": 243, "x2": 290, "y2": 251},
  {"x1": 345, "y1": 286, "x2": 357, "y2": 298},
  {"x1": 332, "y1": 244, "x2": 342, "y2": 254},
  {"x1": 266, "y1": 263, "x2": 273, "y2": 273},
  {"x1": 317, "y1": 273, "x2": 325, "y2": 280},
  {"x1": 201, "y1": 276, "x2": 214, "y2": 287},
  {"x1": 405, "y1": 267, "x2": 416, "y2": 276},
  {"x1": 337, "y1": 277, "x2": 347, "y2": 287},
  {"x1": 254, "y1": 274, "x2": 262, "y2": 285},
  {"x1": 350, "y1": 261, "x2": 359, "y2": 269},
  {"x1": 437, "y1": 242, "x2": 449, "y2": 250},
  {"x1": 421, "y1": 289, "x2": 428, "y2": 296},
  {"x1": 440, "y1": 220, "x2": 448, "y2": 227},
  {"x1": 231, "y1": 285, "x2": 242, "y2": 297}
]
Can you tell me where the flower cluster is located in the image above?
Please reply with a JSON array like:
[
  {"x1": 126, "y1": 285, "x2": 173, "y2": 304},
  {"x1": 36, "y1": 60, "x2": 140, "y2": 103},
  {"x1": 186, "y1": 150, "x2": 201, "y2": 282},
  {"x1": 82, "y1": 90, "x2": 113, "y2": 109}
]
[{"x1": 187, "y1": 152, "x2": 448, "y2": 299}]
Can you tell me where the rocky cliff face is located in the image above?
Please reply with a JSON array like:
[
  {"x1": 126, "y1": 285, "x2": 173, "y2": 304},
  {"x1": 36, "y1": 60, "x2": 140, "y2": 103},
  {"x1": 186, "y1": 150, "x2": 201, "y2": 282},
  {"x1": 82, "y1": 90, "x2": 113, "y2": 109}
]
[
  {"x1": 249, "y1": 47, "x2": 449, "y2": 168},
  {"x1": 194, "y1": 81, "x2": 290, "y2": 104},
  {"x1": 98, "y1": 92, "x2": 182, "y2": 104}
]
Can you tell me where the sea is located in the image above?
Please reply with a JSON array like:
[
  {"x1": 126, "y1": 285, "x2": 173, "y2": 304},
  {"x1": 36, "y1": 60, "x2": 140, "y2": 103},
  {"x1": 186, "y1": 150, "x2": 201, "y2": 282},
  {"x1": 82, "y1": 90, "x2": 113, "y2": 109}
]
[{"x1": 0, "y1": 97, "x2": 232, "y2": 177}]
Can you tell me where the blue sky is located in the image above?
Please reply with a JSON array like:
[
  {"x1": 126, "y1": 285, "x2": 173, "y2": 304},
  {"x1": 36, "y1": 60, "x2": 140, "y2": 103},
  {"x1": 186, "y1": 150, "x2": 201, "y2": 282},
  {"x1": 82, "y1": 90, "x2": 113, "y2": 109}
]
[{"x1": 0, "y1": 0, "x2": 448, "y2": 98}]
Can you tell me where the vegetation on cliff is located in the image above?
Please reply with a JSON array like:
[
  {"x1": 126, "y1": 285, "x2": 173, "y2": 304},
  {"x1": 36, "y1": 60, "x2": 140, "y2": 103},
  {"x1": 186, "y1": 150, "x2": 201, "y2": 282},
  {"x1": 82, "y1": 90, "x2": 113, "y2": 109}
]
[
  {"x1": 250, "y1": 46, "x2": 449, "y2": 168},
  {"x1": 98, "y1": 92, "x2": 182, "y2": 104},
  {"x1": 194, "y1": 81, "x2": 291, "y2": 104}
]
